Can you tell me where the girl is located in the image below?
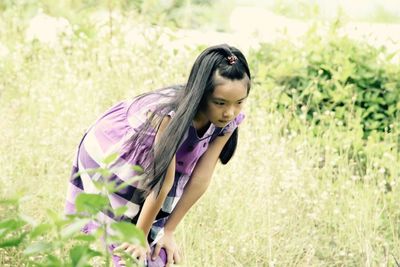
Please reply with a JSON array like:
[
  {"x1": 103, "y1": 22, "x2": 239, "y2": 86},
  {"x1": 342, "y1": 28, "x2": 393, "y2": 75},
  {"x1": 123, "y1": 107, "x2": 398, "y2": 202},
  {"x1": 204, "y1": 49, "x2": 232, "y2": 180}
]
[{"x1": 65, "y1": 44, "x2": 251, "y2": 266}]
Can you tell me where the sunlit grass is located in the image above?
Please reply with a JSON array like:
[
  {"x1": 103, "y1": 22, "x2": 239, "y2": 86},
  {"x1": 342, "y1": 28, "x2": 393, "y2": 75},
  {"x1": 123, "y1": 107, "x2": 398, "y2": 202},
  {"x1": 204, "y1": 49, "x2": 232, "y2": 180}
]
[{"x1": 1, "y1": 5, "x2": 399, "y2": 267}]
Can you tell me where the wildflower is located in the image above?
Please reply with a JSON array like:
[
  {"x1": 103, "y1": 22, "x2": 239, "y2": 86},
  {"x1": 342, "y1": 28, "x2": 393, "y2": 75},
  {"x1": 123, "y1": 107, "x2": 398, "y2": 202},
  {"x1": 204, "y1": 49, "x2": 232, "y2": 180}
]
[
  {"x1": 333, "y1": 208, "x2": 340, "y2": 215},
  {"x1": 0, "y1": 42, "x2": 9, "y2": 58},
  {"x1": 25, "y1": 12, "x2": 73, "y2": 47},
  {"x1": 351, "y1": 175, "x2": 359, "y2": 181}
]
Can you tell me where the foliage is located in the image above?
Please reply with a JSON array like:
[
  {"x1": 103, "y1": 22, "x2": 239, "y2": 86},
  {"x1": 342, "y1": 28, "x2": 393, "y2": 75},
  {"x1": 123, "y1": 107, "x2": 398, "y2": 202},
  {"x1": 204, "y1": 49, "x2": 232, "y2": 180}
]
[
  {"x1": 271, "y1": 0, "x2": 321, "y2": 20},
  {"x1": 0, "y1": 0, "x2": 216, "y2": 31},
  {"x1": 0, "y1": 2, "x2": 399, "y2": 266},
  {"x1": 250, "y1": 23, "x2": 400, "y2": 139},
  {"x1": 0, "y1": 158, "x2": 146, "y2": 266},
  {"x1": 270, "y1": 0, "x2": 400, "y2": 23},
  {"x1": 248, "y1": 23, "x2": 399, "y2": 195},
  {"x1": 367, "y1": 4, "x2": 400, "y2": 24}
]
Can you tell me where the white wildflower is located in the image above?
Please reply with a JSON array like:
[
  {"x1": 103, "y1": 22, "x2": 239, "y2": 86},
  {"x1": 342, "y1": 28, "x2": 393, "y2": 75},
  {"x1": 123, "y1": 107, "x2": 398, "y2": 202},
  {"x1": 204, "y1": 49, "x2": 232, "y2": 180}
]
[
  {"x1": 0, "y1": 43, "x2": 9, "y2": 58},
  {"x1": 333, "y1": 208, "x2": 340, "y2": 215},
  {"x1": 25, "y1": 12, "x2": 73, "y2": 46}
]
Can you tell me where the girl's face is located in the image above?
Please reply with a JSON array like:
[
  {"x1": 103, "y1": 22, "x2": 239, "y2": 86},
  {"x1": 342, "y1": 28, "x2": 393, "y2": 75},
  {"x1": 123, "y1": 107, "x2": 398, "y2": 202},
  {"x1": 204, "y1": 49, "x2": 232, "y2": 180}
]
[{"x1": 202, "y1": 74, "x2": 249, "y2": 128}]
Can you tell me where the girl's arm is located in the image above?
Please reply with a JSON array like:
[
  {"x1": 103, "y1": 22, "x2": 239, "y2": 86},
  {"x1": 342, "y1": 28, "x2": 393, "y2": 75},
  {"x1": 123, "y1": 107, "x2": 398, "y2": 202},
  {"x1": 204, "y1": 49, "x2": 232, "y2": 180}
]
[
  {"x1": 163, "y1": 131, "x2": 233, "y2": 234},
  {"x1": 151, "y1": 131, "x2": 234, "y2": 265},
  {"x1": 136, "y1": 116, "x2": 176, "y2": 237},
  {"x1": 115, "y1": 116, "x2": 175, "y2": 265}
]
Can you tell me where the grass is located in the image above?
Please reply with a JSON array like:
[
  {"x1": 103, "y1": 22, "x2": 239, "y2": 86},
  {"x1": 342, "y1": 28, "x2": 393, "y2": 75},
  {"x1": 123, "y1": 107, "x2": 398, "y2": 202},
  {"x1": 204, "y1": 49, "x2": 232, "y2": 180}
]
[{"x1": 1, "y1": 4, "x2": 399, "y2": 267}]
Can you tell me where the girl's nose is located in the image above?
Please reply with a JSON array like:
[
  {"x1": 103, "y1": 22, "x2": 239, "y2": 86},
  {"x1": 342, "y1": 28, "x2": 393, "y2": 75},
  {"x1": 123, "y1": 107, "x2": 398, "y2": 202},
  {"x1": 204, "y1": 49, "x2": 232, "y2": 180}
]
[{"x1": 223, "y1": 108, "x2": 235, "y2": 118}]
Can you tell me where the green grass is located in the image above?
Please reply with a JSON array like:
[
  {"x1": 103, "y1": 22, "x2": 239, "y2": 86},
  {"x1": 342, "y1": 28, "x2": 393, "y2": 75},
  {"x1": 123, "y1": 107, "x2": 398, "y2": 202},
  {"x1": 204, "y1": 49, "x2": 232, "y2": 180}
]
[{"x1": 1, "y1": 4, "x2": 399, "y2": 267}]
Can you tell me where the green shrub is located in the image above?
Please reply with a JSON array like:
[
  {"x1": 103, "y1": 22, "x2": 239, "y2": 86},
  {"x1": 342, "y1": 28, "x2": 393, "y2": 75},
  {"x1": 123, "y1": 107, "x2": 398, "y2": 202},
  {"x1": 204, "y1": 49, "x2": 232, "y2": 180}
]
[{"x1": 250, "y1": 24, "x2": 400, "y2": 139}]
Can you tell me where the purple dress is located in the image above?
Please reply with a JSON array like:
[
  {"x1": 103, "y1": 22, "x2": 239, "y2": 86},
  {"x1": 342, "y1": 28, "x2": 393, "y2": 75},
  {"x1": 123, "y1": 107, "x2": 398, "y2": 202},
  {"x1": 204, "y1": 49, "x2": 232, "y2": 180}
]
[{"x1": 65, "y1": 89, "x2": 244, "y2": 264}]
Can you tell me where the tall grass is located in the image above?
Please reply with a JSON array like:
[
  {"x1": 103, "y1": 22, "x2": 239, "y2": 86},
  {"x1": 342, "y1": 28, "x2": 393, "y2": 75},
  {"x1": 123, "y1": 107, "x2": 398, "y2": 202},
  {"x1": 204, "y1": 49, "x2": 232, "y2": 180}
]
[{"x1": 1, "y1": 4, "x2": 399, "y2": 267}]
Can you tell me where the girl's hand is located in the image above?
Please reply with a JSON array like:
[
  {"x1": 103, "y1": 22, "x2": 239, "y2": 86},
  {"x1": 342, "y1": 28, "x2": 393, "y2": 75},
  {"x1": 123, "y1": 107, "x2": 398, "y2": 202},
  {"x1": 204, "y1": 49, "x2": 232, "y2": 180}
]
[
  {"x1": 152, "y1": 231, "x2": 181, "y2": 266},
  {"x1": 115, "y1": 242, "x2": 150, "y2": 266}
]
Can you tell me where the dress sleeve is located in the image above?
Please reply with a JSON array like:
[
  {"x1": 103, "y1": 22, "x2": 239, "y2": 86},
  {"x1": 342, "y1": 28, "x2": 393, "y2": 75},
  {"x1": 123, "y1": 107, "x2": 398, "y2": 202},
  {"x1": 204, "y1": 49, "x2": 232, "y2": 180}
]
[{"x1": 220, "y1": 112, "x2": 245, "y2": 135}]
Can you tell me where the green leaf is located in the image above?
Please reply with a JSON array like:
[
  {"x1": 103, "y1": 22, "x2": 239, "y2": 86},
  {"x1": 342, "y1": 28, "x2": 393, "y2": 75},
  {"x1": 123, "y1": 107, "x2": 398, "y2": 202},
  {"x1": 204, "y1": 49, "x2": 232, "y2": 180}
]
[
  {"x1": 132, "y1": 165, "x2": 144, "y2": 173},
  {"x1": 75, "y1": 193, "x2": 109, "y2": 215},
  {"x1": 0, "y1": 219, "x2": 26, "y2": 239},
  {"x1": 102, "y1": 180, "x2": 119, "y2": 193},
  {"x1": 44, "y1": 255, "x2": 63, "y2": 266},
  {"x1": 73, "y1": 168, "x2": 100, "y2": 179},
  {"x1": 103, "y1": 152, "x2": 119, "y2": 165},
  {"x1": 109, "y1": 221, "x2": 146, "y2": 247},
  {"x1": 92, "y1": 180, "x2": 107, "y2": 191},
  {"x1": 46, "y1": 209, "x2": 61, "y2": 223},
  {"x1": 0, "y1": 198, "x2": 19, "y2": 205},
  {"x1": 278, "y1": 92, "x2": 292, "y2": 106},
  {"x1": 29, "y1": 223, "x2": 52, "y2": 239},
  {"x1": 112, "y1": 176, "x2": 142, "y2": 193},
  {"x1": 113, "y1": 206, "x2": 128, "y2": 217},
  {"x1": 73, "y1": 234, "x2": 97, "y2": 242},
  {"x1": 97, "y1": 168, "x2": 113, "y2": 179},
  {"x1": 61, "y1": 218, "x2": 91, "y2": 239},
  {"x1": 45, "y1": 209, "x2": 70, "y2": 229},
  {"x1": 0, "y1": 218, "x2": 26, "y2": 231},
  {"x1": 0, "y1": 232, "x2": 27, "y2": 248},
  {"x1": 23, "y1": 241, "x2": 53, "y2": 255},
  {"x1": 70, "y1": 245, "x2": 102, "y2": 267}
]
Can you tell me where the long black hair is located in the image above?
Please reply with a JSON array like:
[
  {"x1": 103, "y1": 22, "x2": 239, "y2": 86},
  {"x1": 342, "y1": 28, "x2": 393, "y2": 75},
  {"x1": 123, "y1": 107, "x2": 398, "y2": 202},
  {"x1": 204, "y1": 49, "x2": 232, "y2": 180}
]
[{"x1": 128, "y1": 44, "x2": 251, "y2": 193}]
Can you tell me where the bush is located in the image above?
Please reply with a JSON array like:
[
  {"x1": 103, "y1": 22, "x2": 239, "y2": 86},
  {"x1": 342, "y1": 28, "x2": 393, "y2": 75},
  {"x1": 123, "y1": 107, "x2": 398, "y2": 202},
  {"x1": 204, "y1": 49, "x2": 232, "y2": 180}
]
[{"x1": 250, "y1": 24, "x2": 400, "y2": 139}]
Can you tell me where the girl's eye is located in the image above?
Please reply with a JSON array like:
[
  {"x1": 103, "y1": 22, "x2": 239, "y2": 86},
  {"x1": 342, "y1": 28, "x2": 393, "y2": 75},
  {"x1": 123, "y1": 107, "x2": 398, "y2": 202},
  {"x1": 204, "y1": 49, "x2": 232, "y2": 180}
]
[{"x1": 215, "y1": 102, "x2": 225, "y2": 106}]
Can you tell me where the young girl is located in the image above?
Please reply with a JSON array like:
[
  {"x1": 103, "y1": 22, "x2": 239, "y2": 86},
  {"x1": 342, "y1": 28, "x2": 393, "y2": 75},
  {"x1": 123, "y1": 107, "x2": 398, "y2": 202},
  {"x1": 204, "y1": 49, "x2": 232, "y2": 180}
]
[{"x1": 65, "y1": 44, "x2": 251, "y2": 266}]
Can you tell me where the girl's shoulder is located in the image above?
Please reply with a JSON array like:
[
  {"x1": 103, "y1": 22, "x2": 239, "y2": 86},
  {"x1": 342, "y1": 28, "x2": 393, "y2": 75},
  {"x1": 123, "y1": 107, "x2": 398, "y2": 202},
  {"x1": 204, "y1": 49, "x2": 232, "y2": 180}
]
[{"x1": 126, "y1": 87, "x2": 179, "y2": 128}]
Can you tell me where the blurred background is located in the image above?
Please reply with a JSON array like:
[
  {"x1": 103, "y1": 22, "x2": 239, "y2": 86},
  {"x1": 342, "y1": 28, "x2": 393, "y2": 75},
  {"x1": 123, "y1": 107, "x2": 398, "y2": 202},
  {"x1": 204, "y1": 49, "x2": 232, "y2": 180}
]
[
  {"x1": 1, "y1": 1, "x2": 399, "y2": 266},
  {"x1": 2, "y1": 0, "x2": 400, "y2": 47}
]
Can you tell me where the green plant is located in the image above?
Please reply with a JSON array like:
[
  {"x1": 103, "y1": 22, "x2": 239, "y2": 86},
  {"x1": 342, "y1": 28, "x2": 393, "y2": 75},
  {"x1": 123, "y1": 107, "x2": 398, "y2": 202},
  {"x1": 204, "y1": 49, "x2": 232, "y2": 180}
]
[
  {"x1": 250, "y1": 23, "x2": 400, "y2": 139},
  {"x1": 0, "y1": 154, "x2": 146, "y2": 266}
]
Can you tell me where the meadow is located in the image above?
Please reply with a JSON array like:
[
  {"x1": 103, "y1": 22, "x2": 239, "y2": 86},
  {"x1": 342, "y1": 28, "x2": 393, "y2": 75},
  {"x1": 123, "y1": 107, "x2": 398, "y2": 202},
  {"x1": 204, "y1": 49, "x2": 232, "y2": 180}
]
[{"x1": 1, "y1": 2, "x2": 399, "y2": 266}]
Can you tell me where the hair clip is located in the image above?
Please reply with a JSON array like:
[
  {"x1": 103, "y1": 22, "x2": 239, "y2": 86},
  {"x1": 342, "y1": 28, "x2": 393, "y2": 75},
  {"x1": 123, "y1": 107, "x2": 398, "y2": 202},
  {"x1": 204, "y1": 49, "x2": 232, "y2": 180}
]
[{"x1": 227, "y1": 55, "x2": 238, "y2": 65}]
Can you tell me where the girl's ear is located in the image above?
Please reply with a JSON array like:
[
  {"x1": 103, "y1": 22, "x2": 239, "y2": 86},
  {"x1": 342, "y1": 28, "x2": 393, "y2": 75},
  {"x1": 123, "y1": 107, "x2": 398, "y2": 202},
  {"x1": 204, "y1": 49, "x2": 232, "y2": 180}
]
[{"x1": 219, "y1": 128, "x2": 238, "y2": 164}]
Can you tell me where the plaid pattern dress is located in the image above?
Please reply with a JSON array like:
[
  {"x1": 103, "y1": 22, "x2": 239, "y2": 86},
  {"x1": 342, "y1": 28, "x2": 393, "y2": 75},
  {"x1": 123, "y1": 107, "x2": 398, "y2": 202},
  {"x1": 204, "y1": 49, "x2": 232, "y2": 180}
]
[{"x1": 65, "y1": 89, "x2": 245, "y2": 242}]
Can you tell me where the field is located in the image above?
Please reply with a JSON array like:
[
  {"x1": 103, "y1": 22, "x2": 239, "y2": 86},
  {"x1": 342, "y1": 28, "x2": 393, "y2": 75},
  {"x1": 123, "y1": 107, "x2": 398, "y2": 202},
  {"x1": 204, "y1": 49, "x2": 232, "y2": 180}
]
[{"x1": 1, "y1": 2, "x2": 399, "y2": 266}]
